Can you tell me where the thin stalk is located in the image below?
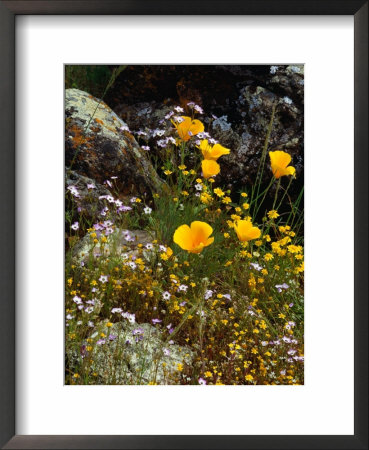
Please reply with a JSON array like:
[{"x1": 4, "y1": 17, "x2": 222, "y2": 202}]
[
  {"x1": 251, "y1": 103, "x2": 277, "y2": 206},
  {"x1": 275, "y1": 176, "x2": 294, "y2": 212},
  {"x1": 272, "y1": 178, "x2": 281, "y2": 210}
]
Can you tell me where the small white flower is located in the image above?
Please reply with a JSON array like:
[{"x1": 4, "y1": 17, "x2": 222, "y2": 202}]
[
  {"x1": 71, "y1": 222, "x2": 79, "y2": 231},
  {"x1": 162, "y1": 291, "x2": 171, "y2": 300},
  {"x1": 144, "y1": 206, "x2": 152, "y2": 214},
  {"x1": 173, "y1": 116, "x2": 184, "y2": 123},
  {"x1": 99, "y1": 275, "x2": 108, "y2": 283},
  {"x1": 195, "y1": 183, "x2": 203, "y2": 191}
]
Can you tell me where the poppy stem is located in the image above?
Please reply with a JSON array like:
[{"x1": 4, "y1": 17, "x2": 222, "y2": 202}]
[{"x1": 275, "y1": 176, "x2": 294, "y2": 212}]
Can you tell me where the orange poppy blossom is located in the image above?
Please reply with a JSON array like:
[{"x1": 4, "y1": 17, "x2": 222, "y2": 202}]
[
  {"x1": 201, "y1": 159, "x2": 220, "y2": 179},
  {"x1": 174, "y1": 116, "x2": 204, "y2": 142},
  {"x1": 234, "y1": 219, "x2": 261, "y2": 242},
  {"x1": 173, "y1": 221, "x2": 214, "y2": 254},
  {"x1": 198, "y1": 139, "x2": 230, "y2": 161},
  {"x1": 269, "y1": 150, "x2": 296, "y2": 179}
]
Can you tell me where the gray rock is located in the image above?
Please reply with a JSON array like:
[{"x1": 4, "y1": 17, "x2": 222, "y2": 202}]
[
  {"x1": 70, "y1": 320, "x2": 194, "y2": 385},
  {"x1": 211, "y1": 85, "x2": 303, "y2": 189},
  {"x1": 72, "y1": 227, "x2": 155, "y2": 263},
  {"x1": 65, "y1": 88, "x2": 163, "y2": 197}
]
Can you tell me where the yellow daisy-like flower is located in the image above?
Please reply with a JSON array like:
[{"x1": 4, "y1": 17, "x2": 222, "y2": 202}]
[
  {"x1": 269, "y1": 151, "x2": 296, "y2": 179},
  {"x1": 213, "y1": 187, "x2": 225, "y2": 197},
  {"x1": 174, "y1": 116, "x2": 204, "y2": 142},
  {"x1": 201, "y1": 159, "x2": 220, "y2": 179},
  {"x1": 267, "y1": 209, "x2": 279, "y2": 219},
  {"x1": 234, "y1": 219, "x2": 261, "y2": 242},
  {"x1": 198, "y1": 139, "x2": 230, "y2": 160},
  {"x1": 173, "y1": 221, "x2": 214, "y2": 254}
]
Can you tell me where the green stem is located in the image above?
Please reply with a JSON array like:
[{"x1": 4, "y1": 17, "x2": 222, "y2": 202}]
[
  {"x1": 272, "y1": 178, "x2": 281, "y2": 210},
  {"x1": 251, "y1": 103, "x2": 277, "y2": 206},
  {"x1": 275, "y1": 176, "x2": 293, "y2": 212}
]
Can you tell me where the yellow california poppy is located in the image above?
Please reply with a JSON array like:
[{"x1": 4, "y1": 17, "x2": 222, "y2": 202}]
[
  {"x1": 173, "y1": 221, "x2": 214, "y2": 254},
  {"x1": 269, "y1": 151, "x2": 296, "y2": 179},
  {"x1": 234, "y1": 219, "x2": 261, "y2": 242},
  {"x1": 174, "y1": 116, "x2": 204, "y2": 142},
  {"x1": 201, "y1": 159, "x2": 220, "y2": 179},
  {"x1": 199, "y1": 140, "x2": 230, "y2": 160}
]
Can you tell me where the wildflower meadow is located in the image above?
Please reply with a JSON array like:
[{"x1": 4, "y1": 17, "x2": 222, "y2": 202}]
[{"x1": 65, "y1": 65, "x2": 304, "y2": 385}]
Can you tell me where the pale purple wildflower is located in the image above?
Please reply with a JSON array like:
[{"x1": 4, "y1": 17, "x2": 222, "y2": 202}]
[
  {"x1": 99, "y1": 275, "x2": 108, "y2": 283},
  {"x1": 118, "y1": 205, "x2": 132, "y2": 212},
  {"x1": 165, "y1": 111, "x2": 174, "y2": 119},
  {"x1": 275, "y1": 283, "x2": 289, "y2": 293},
  {"x1": 67, "y1": 185, "x2": 80, "y2": 198},
  {"x1": 204, "y1": 290, "x2": 213, "y2": 300},
  {"x1": 73, "y1": 295, "x2": 83, "y2": 305},
  {"x1": 194, "y1": 105, "x2": 204, "y2": 114},
  {"x1": 250, "y1": 262, "x2": 263, "y2": 271},
  {"x1": 132, "y1": 328, "x2": 144, "y2": 336},
  {"x1": 71, "y1": 222, "x2": 79, "y2": 230}
]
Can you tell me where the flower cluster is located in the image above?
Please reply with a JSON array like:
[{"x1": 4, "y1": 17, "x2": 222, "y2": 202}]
[{"x1": 65, "y1": 98, "x2": 303, "y2": 386}]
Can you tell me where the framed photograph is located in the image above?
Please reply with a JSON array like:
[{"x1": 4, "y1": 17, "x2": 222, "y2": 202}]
[{"x1": 1, "y1": 1, "x2": 367, "y2": 449}]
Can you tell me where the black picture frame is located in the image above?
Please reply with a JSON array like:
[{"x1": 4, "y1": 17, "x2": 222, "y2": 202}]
[{"x1": 0, "y1": 1, "x2": 367, "y2": 449}]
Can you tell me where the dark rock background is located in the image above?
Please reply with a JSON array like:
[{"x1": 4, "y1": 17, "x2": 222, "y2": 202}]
[
  {"x1": 66, "y1": 65, "x2": 304, "y2": 221},
  {"x1": 105, "y1": 65, "x2": 304, "y2": 209}
]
